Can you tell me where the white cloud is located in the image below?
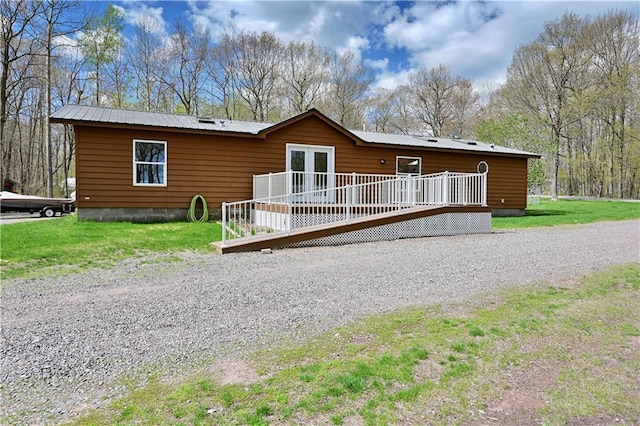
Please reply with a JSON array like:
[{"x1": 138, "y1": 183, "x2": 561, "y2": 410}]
[
  {"x1": 52, "y1": 34, "x2": 82, "y2": 60},
  {"x1": 373, "y1": 68, "x2": 412, "y2": 90},
  {"x1": 112, "y1": 0, "x2": 639, "y2": 90},
  {"x1": 185, "y1": 1, "x2": 379, "y2": 58},
  {"x1": 379, "y1": 0, "x2": 639, "y2": 86},
  {"x1": 365, "y1": 57, "x2": 389, "y2": 71},
  {"x1": 120, "y1": 1, "x2": 169, "y2": 37},
  {"x1": 338, "y1": 35, "x2": 370, "y2": 58}
]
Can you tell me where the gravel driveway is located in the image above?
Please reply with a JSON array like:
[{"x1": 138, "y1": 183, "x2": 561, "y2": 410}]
[{"x1": 1, "y1": 220, "x2": 639, "y2": 424}]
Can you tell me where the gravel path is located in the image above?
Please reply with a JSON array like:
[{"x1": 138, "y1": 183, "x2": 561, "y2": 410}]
[{"x1": 1, "y1": 220, "x2": 639, "y2": 424}]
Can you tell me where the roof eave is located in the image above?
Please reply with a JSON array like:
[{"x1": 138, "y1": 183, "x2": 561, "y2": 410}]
[{"x1": 363, "y1": 142, "x2": 540, "y2": 158}]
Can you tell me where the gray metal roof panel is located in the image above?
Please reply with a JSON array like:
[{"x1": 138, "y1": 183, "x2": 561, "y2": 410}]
[
  {"x1": 51, "y1": 104, "x2": 271, "y2": 134},
  {"x1": 352, "y1": 130, "x2": 538, "y2": 156}
]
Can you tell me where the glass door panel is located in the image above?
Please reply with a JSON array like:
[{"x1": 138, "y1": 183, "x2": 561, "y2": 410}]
[
  {"x1": 314, "y1": 151, "x2": 328, "y2": 192},
  {"x1": 290, "y1": 150, "x2": 306, "y2": 194}
]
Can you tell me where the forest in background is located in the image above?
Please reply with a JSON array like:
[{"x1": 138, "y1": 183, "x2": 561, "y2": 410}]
[{"x1": 1, "y1": 1, "x2": 638, "y2": 200}]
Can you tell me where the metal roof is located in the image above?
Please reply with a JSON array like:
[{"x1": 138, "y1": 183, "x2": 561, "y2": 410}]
[
  {"x1": 51, "y1": 104, "x2": 539, "y2": 157},
  {"x1": 50, "y1": 104, "x2": 271, "y2": 134},
  {"x1": 352, "y1": 130, "x2": 538, "y2": 156}
]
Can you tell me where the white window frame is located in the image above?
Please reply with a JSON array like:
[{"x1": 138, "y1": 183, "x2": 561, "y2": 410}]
[
  {"x1": 396, "y1": 156, "x2": 422, "y2": 175},
  {"x1": 133, "y1": 139, "x2": 167, "y2": 187},
  {"x1": 477, "y1": 161, "x2": 489, "y2": 174}
]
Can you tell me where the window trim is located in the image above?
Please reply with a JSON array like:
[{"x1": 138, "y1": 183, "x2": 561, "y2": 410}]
[
  {"x1": 133, "y1": 139, "x2": 167, "y2": 187},
  {"x1": 477, "y1": 161, "x2": 489, "y2": 174},
  {"x1": 396, "y1": 156, "x2": 422, "y2": 175}
]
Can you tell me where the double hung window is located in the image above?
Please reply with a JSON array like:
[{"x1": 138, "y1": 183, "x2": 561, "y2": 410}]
[{"x1": 133, "y1": 139, "x2": 167, "y2": 186}]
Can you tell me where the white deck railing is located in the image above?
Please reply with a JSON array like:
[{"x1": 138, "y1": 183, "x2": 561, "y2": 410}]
[
  {"x1": 222, "y1": 171, "x2": 487, "y2": 246},
  {"x1": 253, "y1": 171, "x2": 397, "y2": 199}
]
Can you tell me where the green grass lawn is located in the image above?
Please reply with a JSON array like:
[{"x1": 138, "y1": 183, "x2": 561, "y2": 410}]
[
  {"x1": 63, "y1": 264, "x2": 640, "y2": 426},
  {"x1": 493, "y1": 198, "x2": 639, "y2": 229},
  {"x1": 1, "y1": 199, "x2": 637, "y2": 280},
  {"x1": 0, "y1": 215, "x2": 221, "y2": 280}
]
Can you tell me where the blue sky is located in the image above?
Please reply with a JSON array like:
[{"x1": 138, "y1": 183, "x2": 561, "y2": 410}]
[{"x1": 105, "y1": 0, "x2": 638, "y2": 90}]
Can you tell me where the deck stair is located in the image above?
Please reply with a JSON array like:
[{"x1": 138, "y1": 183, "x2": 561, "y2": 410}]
[{"x1": 216, "y1": 171, "x2": 490, "y2": 253}]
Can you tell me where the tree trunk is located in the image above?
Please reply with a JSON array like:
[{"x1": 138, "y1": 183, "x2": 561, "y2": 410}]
[{"x1": 45, "y1": 15, "x2": 54, "y2": 197}]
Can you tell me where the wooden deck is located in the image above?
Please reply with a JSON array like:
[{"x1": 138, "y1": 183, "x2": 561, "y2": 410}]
[{"x1": 214, "y1": 205, "x2": 491, "y2": 254}]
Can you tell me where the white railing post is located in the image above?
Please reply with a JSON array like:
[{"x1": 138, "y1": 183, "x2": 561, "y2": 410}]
[
  {"x1": 346, "y1": 185, "x2": 351, "y2": 224},
  {"x1": 288, "y1": 191, "x2": 293, "y2": 233},
  {"x1": 268, "y1": 173, "x2": 272, "y2": 199},
  {"x1": 482, "y1": 172, "x2": 488, "y2": 206},
  {"x1": 397, "y1": 177, "x2": 402, "y2": 214},
  {"x1": 409, "y1": 175, "x2": 415, "y2": 205},
  {"x1": 351, "y1": 172, "x2": 357, "y2": 205},
  {"x1": 461, "y1": 175, "x2": 466, "y2": 205},
  {"x1": 221, "y1": 202, "x2": 227, "y2": 246},
  {"x1": 443, "y1": 171, "x2": 450, "y2": 206}
]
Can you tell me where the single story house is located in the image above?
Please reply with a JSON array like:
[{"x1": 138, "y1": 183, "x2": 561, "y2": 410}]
[{"x1": 50, "y1": 105, "x2": 539, "y2": 225}]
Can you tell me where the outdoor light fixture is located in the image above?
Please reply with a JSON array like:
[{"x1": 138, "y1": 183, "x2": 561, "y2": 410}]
[{"x1": 380, "y1": 159, "x2": 386, "y2": 164}]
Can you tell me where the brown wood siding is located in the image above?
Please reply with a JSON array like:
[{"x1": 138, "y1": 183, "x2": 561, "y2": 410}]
[{"x1": 74, "y1": 115, "x2": 529, "y2": 211}]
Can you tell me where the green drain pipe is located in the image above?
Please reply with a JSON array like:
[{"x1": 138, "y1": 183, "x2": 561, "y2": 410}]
[{"x1": 187, "y1": 194, "x2": 208, "y2": 222}]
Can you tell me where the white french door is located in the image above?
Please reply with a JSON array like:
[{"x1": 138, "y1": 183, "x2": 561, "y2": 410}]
[{"x1": 286, "y1": 144, "x2": 335, "y2": 201}]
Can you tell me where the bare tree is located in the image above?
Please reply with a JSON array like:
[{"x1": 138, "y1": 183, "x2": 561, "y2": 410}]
[
  {"x1": 449, "y1": 78, "x2": 480, "y2": 138},
  {"x1": 407, "y1": 64, "x2": 460, "y2": 138},
  {"x1": 208, "y1": 28, "x2": 243, "y2": 120},
  {"x1": 326, "y1": 50, "x2": 373, "y2": 129},
  {"x1": 280, "y1": 40, "x2": 329, "y2": 115},
  {"x1": 366, "y1": 88, "x2": 395, "y2": 133},
  {"x1": 40, "y1": 0, "x2": 82, "y2": 196},
  {"x1": 0, "y1": 0, "x2": 41, "y2": 189},
  {"x1": 232, "y1": 30, "x2": 282, "y2": 122},
  {"x1": 51, "y1": 49, "x2": 85, "y2": 197},
  {"x1": 156, "y1": 22, "x2": 210, "y2": 116},
  {"x1": 127, "y1": 17, "x2": 165, "y2": 112},
  {"x1": 366, "y1": 86, "x2": 417, "y2": 134}
]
